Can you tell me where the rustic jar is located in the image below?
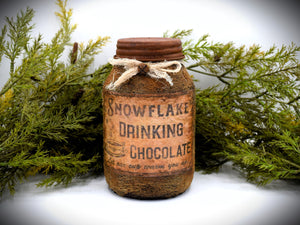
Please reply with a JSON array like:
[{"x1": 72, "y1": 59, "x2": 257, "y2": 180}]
[{"x1": 103, "y1": 37, "x2": 195, "y2": 199}]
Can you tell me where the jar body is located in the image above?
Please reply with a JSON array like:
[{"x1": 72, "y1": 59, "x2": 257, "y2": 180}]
[{"x1": 103, "y1": 64, "x2": 195, "y2": 199}]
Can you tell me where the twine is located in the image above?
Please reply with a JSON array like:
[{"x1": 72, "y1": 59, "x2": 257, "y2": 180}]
[{"x1": 106, "y1": 58, "x2": 182, "y2": 90}]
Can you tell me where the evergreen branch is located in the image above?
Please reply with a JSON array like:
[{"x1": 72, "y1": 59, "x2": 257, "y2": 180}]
[
  {"x1": 188, "y1": 67, "x2": 232, "y2": 85},
  {"x1": 0, "y1": 25, "x2": 7, "y2": 63},
  {"x1": 163, "y1": 29, "x2": 193, "y2": 39},
  {"x1": 270, "y1": 154, "x2": 300, "y2": 170},
  {"x1": 0, "y1": 8, "x2": 35, "y2": 97},
  {"x1": 256, "y1": 65, "x2": 299, "y2": 79},
  {"x1": 288, "y1": 95, "x2": 300, "y2": 105},
  {"x1": 44, "y1": 73, "x2": 94, "y2": 104},
  {"x1": 0, "y1": 0, "x2": 110, "y2": 196},
  {"x1": 171, "y1": 29, "x2": 300, "y2": 184},
  {"x1": 0, "y1": 72, "x2": 23, "y2": 97},
  {"x1": 4, "y1": 7, "x2": 34, "y2": 75},
  {"x1": 186, "y1": 67, "x2": 232, "y2": 78}
]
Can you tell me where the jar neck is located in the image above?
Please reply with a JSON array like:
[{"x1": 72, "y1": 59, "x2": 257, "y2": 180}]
[{"x1": 106, "y1": 58, "x2": 182, "y2": 91}]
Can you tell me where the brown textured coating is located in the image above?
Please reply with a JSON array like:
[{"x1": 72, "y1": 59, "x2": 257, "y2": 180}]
[
  {"x1": 103, "y1": 37, "x2": 195, "y2": 199},
  {"x1": 103, "y1": 66, "x2": 195, "y2": 199},
  {"x1": 105, "y1": 166, "x2": 194, "y2": 199}
]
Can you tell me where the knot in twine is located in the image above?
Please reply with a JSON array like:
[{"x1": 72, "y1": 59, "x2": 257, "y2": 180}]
[{"x1": 106, "y1": 58, "x2": 182, "y2": 90}]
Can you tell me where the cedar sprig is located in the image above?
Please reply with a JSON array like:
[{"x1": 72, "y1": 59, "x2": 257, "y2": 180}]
[
  {"x1": 4, "y1": 7, "x2": 34, "y2": 75},
  {"x1": 0, "y1": 26, "x2": 7, "y2": 63},
  {"x1": 0, "y1": 0, "x2": 110, "y2": 196},
  {"x1": 165, "y1": 30, "x2": 300, "y2": 184}
]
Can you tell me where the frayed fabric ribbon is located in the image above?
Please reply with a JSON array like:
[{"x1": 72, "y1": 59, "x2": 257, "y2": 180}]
[{"x1": 106, "y1": 58, "x2": 182, "y2": 90}]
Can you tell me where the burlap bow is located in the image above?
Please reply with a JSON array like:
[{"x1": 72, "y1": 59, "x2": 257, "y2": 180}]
[{"x1": 106, "y1": 58, "x2": 182, "y2": 90}]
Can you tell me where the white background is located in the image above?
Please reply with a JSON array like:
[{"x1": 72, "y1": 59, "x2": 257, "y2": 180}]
[{"x1": 0, "y1": 0, "x2": 300, "y2": 225}]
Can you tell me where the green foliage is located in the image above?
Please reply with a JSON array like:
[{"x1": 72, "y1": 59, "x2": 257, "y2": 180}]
[
  {"x1": 166, "y1": 30, "x2": 300, "y2": 185},
  {"x1": 1, "y1": 2, "x2": 299, "y2": 196},
  {"x1": 0, "y1": 0, "x2": 110, "y2": 195},
  {"x1": 4, "y1": 7, "x2": 35, "y2": 75}
]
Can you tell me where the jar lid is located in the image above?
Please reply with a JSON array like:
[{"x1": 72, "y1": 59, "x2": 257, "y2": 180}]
[{"x1": 114, "y1": 37, "x2": 185, "y2": 62}]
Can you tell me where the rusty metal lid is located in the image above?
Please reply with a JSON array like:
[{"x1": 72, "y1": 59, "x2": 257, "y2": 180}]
[{"x1": 114, "y1": 37, "x2": 185, "y2": 62}]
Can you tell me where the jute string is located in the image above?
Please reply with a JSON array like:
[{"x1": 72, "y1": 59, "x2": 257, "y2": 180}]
[{"x1": 106, "y1": 58, "x2": 182, "y2": 90}]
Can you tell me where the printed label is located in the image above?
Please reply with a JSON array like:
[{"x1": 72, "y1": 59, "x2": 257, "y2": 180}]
[{"x1": 103, "y1": 90, "x2": 194, "y2": 175}]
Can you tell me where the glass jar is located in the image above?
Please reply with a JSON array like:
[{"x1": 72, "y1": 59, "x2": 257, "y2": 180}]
[{"x1": 103, "y1": 37, "x2": 195, "y2": 199}]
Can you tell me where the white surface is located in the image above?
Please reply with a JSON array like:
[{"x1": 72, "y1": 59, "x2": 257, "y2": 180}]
[{"x1": 1, "y1": 164, "x2": 300, "y2": 225}]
